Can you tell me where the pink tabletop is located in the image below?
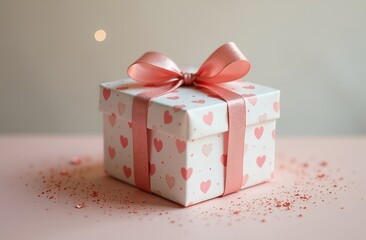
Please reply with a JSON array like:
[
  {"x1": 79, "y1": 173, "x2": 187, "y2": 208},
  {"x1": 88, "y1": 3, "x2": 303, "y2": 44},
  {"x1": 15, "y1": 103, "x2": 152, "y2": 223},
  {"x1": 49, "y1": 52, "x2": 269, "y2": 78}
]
[{"x1": 0, "y1": 135, "x2": 365, "y2": 240}]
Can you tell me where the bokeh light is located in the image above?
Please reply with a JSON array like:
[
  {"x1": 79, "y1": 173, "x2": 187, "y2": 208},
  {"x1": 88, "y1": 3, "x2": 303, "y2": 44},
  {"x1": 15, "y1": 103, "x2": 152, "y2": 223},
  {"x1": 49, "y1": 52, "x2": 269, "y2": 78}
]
[{"x1": 94, "y1": 29, "x2": 106, "y2": 42}]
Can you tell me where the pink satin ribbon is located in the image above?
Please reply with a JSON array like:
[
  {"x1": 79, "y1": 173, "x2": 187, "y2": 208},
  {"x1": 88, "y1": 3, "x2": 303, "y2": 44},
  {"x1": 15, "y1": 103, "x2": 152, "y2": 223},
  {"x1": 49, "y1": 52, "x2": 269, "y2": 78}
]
[{"x1": 128, "y1": 42, "x2": 250, "y2": 195}]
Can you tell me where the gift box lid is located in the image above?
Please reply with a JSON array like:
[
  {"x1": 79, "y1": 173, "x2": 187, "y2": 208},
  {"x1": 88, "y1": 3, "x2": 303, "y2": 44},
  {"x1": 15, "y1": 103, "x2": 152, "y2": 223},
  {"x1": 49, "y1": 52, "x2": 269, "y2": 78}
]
[{"x1": 99, "y1": 78, "x2": 280, "y2": 140}]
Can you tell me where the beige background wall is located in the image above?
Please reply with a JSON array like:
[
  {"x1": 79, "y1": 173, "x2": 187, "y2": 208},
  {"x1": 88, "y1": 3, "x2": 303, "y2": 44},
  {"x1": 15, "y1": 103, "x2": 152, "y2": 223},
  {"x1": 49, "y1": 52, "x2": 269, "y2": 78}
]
[{"x1": 0, "y1": 0, "x2": 365, "y2": 135}]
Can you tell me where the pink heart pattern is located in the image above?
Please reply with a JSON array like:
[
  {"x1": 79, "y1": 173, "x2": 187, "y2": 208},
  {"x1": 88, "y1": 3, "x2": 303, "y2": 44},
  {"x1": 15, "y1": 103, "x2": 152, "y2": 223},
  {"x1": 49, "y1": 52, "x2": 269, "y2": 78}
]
[
  {"x1": 242, "y1": 93, "x2": 257, "y2": 106},
  {"x1": 108, "y1": 146, "x2": 115, "y2": 159},
  {"x1": 166, "y1": 175, "x2": 175, "y2": 189},
  {"x1": 202, "y1": 143, "x2": 213, "y2": 157},
  {"x1": 101, "y1": 79, "x2": 279, "y2": 206},
  {"x1": 150, "y1": 163, "x2": 156, "y2": 176},
  {"x1": 192, "y1": 100, "x2": 206, "y2": 104},
  {"x1": 173, "y1": 104, "x2": 185, "y2": 112},
  {"x1": 181, "y1": 167, "x2": 193, "y2": 181},
  {"x1": 123, "y1": 166, "x2": 132, "y2": 178},
  {"x1": 273, "y1": 101, "x2": 280, "y2": 113},
  {"x1": 100, "y1": 80, "x2": 279, "y2": 146},
  {"x1": 116, "y1": 86, "x2": 129, "y2": 91},
  {"x1": 254, "y1": 127, "x2": 264, "y2": 140},
  {"x1": 200, "y1": 180, "x2": 211, "y2": 193},
  {"x1": 164, "y1": 110, "x2": 173, "y2": 124},
  {"x1": 118, "y1": 102, "x2": 125, "y2": 115},
  {"x1": 175, "y1": 139, "x2": 186, "y2": 153},
  {"x1": 103, "y1": 88, "x2": 111, "y2": 100},
  {"x1": 203, "y1": 112, "x2": 213, "y2": 126},
  {"x1": 220, "y1": 154, "x2": 227, "y2": 167},
  {"x1": 167, "y1": 96, "x2": 179, "y2": 100},
  {"x1": 153, "y1": 138, "x2": 163, "y2": 152},
  {"x1": 120, "y1": 135, "x2": 128, "y2": 148},
  {"x1": 256, "y1": 155, "x2": 266, "y2": 168},
  {"x1": 108, "y1": 113, "x2": 116, "y2": 127}
]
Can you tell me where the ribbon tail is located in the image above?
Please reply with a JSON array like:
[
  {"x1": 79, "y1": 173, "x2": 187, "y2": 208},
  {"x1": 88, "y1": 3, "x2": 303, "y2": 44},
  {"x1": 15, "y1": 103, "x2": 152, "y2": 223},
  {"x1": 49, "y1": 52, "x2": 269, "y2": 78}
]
[
  {"x1": 132, "y1": 81, "x2": 183, "y2": 192},
  {"x1": 195, "y1": 83, "x2": 246, "y2": 195}
]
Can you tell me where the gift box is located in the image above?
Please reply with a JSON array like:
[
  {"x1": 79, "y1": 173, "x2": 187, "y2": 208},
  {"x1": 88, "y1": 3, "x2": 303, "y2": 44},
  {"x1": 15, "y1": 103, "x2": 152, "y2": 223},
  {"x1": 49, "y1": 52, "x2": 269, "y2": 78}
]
[{"x1": 99, "y1": 43, "x2": 280, "y2": 206}]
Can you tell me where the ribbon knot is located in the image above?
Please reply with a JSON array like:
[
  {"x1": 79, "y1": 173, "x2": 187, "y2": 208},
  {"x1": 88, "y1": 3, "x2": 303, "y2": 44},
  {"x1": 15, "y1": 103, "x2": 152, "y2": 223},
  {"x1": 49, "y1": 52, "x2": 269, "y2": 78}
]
[
  {"x1": 127, "y1": 42, "x2": 250, "y2": 197},
  {"x1": 182, "y1": 72, "x2": 195, "y2": 85}
]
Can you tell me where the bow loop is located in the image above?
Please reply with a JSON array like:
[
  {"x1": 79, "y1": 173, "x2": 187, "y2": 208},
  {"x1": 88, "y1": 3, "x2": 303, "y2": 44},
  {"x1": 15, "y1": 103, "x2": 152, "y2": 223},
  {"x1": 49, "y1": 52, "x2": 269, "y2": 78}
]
[
  {"x1": 128, "y1": 52, "x2": 182, "y2": 84},
  {"x1": 195, "y1": 42, "x2": 250, "y2": 83}
]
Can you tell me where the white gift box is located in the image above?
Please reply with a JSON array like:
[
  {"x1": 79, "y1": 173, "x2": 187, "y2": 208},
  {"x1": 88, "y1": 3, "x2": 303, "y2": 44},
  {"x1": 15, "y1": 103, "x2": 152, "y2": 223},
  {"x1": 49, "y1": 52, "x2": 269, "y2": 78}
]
[{"x1": 99, "y1": 79, "x2": 280, "y2": 206}]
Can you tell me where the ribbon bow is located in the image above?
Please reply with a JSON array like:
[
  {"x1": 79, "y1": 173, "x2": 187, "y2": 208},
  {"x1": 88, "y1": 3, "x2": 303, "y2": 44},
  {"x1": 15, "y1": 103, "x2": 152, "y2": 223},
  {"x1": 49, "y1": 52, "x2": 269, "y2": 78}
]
[{"x1": 128, "y1": 42, "x2": 250, "y2": 196}]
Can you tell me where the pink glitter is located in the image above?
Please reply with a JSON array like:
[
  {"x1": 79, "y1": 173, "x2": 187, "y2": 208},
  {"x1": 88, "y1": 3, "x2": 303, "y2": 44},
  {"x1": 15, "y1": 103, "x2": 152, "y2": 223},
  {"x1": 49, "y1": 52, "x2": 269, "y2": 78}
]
[
  {"x1": 70, "y1": 157, "x2": 82, "y2": 166},
  {"x1": 22, "y1": 153, "x2": 351, "y2": 226},
  {"x1": 75, "y1": 203, "x2": 86, "y2": 209}
]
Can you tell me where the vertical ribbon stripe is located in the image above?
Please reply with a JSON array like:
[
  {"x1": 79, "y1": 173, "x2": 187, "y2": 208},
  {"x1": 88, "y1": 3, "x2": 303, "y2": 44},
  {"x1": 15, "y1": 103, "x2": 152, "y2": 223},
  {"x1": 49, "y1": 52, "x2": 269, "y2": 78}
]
[
  {"x1": 196, "y1": 84, "x2": 246, "y2": 195},
  {"x1": 132, "y1": 81, "x2": 183, "y2": 192}
]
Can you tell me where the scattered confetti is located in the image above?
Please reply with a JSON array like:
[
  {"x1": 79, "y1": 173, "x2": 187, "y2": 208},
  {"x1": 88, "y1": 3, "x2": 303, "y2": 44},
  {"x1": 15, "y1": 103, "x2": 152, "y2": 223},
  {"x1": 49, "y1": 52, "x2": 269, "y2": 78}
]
[
  {"x1": 70, "y1": 157, "x2": 82, "y2": 166},
  {"x1": 91, "y1": 191, "x2": 99, "y2": 197},
  {"x1": 22, "y1": 153, "x2": 353, "y2": 226},
  {"x1": 320, "y1": 161, "x2": 328, "y2": 167},
  {"x1": 75, "y1": 203, "x2": 86, "y2": 209},
  {"x1": 317, "y1": 173, "x2": 326, "y2": 178}
]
